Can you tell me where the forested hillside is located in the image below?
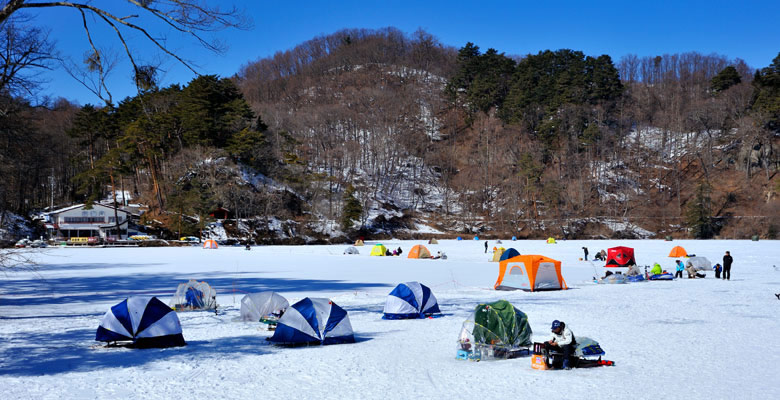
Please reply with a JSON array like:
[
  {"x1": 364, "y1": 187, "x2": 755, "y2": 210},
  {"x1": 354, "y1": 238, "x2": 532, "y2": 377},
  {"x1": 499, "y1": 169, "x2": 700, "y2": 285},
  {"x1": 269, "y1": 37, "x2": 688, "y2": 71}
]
[{"x1": 1, "y1": 27, "x2": 778, "y2": 241}]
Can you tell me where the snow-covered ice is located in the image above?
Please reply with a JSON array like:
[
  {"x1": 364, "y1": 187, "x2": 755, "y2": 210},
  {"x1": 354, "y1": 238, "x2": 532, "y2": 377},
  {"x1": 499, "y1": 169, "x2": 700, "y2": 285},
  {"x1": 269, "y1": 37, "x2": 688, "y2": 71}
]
[{"x1": 1, "y1": 239, "x2": 778, "y2": 399}]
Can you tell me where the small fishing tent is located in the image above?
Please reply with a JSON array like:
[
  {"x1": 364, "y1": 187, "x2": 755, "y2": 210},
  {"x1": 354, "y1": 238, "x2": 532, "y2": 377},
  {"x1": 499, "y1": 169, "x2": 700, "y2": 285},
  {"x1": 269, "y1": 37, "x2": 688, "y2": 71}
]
[
  {"x1": 240, "y1": 292, "x2": 289, "y2": 322},
  {"x1": 499, "y1": 248, "x2": 520, "y2": 262},
  {"x1": 343, "y1": 246, "x2": 360, "y2": 255},
  {"x1": 370, "y1": 243, "x2": 387, "y2": 256},
  {"x1": 428, "y1": 238, "x2": 439, "y2": 244},
  {"x1": 490, "y1": 247, "x2": 506, "y2": 262},
  {"x1": 457, "y1": 300, "x2": 532, "y2": 360},
  {"x1": 494, "y1": 255, "x2": 567, "y2": 291},
  {"x1": 170, "y1": 279, "x2": 217, "y2": 311},
  {"x1": 268, "y1": 298, "x2": 355, "y2": 345},
  {"x1": 546, "y1": 237, "x2": 556, "y2": 244},
  {"x1": 202, "y1": 239, "x2": 218, "y2": 249},
  {"x1": 668, "y1": 246, "x2": 688, "y2": 258},
  {"x1": 382, "y1": 282, "x2": 441, "y2": 319},
  {"x1": 96, "y1": 296, "x2": 186, "y2": 348},
  {"x1": 605, "y1": 246, "x2": 636, "y2": 267},
  {"x1": 408, "y1": 244, "x2": 432, "y2": 259},
  {"x1": 686, "y1": 256, "x2": 711, "y2": 272},
  {"x1": 354, "y1": 239, "x2": 364, "y2": 246}
]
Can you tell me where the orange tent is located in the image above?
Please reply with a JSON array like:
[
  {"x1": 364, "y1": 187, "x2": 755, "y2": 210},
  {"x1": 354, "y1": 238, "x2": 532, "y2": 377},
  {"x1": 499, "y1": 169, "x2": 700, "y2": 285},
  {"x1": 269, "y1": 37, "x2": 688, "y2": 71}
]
[
  {"x1": 668, "y1": 246, "x2": 687, "y2": 257},
  {"x1": 202, "y1": 239, "x2": 218, "y2": 249},
  {"x1": 494, "y1": 255, "x2": 567, "y2": 292},
  {"x1": 408, "y1": 244, "x2": 432, "y2": 259}
]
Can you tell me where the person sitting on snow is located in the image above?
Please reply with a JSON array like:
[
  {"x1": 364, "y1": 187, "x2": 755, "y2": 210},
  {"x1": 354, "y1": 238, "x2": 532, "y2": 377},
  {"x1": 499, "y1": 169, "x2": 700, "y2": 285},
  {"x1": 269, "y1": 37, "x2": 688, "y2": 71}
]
[
  {"x1": 545, "y1": 320, "x2": 577, "y2": 370},
  {"x1": 650, "y1": 263, "x2": 663, "y2": 276}
]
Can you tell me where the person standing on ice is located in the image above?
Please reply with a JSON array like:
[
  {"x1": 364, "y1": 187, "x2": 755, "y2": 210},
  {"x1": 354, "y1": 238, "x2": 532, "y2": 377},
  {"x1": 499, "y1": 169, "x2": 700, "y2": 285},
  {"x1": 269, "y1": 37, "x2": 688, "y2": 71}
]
[
  {"x1": 674, "y1": 259, "x2": 684, "y2": 279},
  {"x1": 723, "y1": 251, "x2": 733, "y2": 280},
  {"x1": 545, "y1": 320, "x2": 577, "y2": 370},
  {"x1": 484, "y1": 241, "x2": 488, "y2": 253},
  {"x1": 582, "y1": 247, "x2": 589, "y2": 261}
]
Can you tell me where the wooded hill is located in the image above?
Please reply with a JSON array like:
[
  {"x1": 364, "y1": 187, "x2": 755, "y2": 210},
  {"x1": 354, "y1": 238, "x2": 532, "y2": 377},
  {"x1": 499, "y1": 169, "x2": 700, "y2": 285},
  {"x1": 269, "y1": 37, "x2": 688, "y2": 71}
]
[{"x1": 1, "y1": 27, "x2": 778, "y2": 241}]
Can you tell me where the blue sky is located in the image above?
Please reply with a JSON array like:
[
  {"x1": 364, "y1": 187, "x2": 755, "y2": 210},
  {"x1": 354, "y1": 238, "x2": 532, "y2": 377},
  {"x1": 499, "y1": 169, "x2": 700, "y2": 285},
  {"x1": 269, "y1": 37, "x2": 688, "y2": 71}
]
[{"x1": 24, "y1": 0, "x2": 780, "y2": 105}]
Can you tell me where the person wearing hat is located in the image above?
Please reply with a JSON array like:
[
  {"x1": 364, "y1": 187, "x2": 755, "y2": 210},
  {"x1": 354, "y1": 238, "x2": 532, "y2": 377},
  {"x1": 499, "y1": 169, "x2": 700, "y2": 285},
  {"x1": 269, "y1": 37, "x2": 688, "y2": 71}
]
[{"x1": 544, "y1": 320, "x2": 577, "y2": 370}]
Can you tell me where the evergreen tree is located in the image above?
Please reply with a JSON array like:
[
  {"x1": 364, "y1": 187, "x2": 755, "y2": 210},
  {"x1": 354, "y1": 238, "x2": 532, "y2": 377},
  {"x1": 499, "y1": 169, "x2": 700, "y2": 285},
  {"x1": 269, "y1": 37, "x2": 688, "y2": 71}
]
[
  {"x1": 685, "y1": 182, "x2": 715, "y2": 239},
  {"x1": 710, "y1": 66, "x2": 741, "y2": 93},
  {"x1": 751, "y1": 53, "x2": 780, "y2": 133},
  {"x1": 341, "y1": 184, "x2": 362, "y2": 230}
]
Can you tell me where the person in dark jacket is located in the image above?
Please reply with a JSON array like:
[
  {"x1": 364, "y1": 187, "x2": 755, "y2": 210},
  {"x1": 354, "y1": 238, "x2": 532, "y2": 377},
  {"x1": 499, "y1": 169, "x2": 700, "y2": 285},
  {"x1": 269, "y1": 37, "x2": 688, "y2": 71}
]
[
  {"x1": 484, "y1": 241, "x2": 488, "y2": 253},
  {"x1": 723, "y1": 251, "x2": 733, "y2": 280}
]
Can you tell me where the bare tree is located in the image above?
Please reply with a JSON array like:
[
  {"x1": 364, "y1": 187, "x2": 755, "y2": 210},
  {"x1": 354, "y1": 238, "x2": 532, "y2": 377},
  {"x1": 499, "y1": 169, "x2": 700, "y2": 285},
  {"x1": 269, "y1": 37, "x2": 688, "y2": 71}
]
[
  {"x1": 0, "y1": 16, "x2": 56, "y2": 97},
  {"x1": 0, "y1": 0, "x2": 251, "y2": 104}
]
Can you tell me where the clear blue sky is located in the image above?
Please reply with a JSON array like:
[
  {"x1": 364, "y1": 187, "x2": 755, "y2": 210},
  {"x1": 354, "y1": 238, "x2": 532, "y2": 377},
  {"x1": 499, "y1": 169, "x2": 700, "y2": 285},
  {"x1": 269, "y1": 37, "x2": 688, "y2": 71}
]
[{"x1": 26, "y1": 0, "x2": 780, "y2": 105}]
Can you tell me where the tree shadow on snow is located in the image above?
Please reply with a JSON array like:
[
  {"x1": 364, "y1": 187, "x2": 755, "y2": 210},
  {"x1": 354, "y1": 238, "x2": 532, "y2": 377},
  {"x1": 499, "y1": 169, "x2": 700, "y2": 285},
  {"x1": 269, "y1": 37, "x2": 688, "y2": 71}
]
[
  {"x1": 0, "y1": 267, "x2": 391, "y2": 307},
  {"x1": 0, "y1": 329, "x2": 275, "y2": 377}
]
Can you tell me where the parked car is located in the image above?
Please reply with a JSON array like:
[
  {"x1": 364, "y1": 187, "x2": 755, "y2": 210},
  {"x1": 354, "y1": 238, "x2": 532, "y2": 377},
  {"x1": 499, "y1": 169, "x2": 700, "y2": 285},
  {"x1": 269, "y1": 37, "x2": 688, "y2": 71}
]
[
  {"x1": 180, "y1": 236, "x2": 200, "y2": 242},
  {"x1": 30, "y1": 240, "x2": 48, "y2": 248},
  {"x1": 14, "y1": 239, "x2": 31, "y2": 248}
]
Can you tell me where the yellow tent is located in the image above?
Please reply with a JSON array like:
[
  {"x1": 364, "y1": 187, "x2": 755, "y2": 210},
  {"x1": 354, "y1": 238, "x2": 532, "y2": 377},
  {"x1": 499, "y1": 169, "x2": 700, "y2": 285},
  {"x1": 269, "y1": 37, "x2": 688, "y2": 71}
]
[
  {"x1": 355, "y1": 239, "x2": 365, "y2": 246},
  {"x1": 546, "y1": 237, "x2": 556, "y2": 244},
  {"x1": 491, "y1": 247, "x2": 506, "y2": 262},
  {"x1": 370, "y1": 243, "x2": 387, "y2": 256}
]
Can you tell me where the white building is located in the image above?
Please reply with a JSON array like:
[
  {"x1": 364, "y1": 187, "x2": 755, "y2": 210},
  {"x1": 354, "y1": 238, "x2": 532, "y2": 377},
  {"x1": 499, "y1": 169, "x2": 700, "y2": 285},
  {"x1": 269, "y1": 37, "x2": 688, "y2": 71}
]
[{"x1": 44, "y1": 204, "x2": 134, "y2": 242}]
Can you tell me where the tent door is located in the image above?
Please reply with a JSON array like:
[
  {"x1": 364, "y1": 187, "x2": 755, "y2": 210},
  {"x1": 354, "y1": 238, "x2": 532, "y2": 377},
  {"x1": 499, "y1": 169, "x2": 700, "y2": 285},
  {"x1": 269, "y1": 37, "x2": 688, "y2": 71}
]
[{"x1": 534, "y1": 262, "x2": 560, "y2": 290}]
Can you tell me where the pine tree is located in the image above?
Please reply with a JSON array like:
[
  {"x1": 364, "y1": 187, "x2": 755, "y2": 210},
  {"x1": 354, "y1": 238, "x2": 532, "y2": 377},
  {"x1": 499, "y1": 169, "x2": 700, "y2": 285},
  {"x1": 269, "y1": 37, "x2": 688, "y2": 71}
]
[
  {"x1": 685, "y1": 182, "x2": 715, "y2": 239},
  {"x1": 341, "y1": 184, "x2": 362, "y2": 230},
  {"x1": 710, "y1": 66, "x2": 741, "y2": 93}
]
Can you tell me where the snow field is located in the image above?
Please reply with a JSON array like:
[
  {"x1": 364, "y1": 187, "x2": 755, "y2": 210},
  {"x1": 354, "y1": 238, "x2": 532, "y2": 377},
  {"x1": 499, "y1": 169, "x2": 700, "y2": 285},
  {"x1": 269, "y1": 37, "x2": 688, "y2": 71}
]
[{"x1": 1, "y1": 239, "x2": 778, "y2": 399}]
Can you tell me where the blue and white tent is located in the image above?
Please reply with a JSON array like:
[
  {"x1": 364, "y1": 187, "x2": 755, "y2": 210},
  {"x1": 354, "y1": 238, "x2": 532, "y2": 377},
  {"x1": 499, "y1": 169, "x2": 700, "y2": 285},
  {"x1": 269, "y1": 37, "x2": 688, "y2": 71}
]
[
  {"x1": 382, "y1": 281, "x2": 441, "y2": 319},
  {"x1": 96, "y1": 296, "x2": 186, "y2": 348},
  {"x1": 268, "y1": 298, "x2": 355, "y2": 345}
]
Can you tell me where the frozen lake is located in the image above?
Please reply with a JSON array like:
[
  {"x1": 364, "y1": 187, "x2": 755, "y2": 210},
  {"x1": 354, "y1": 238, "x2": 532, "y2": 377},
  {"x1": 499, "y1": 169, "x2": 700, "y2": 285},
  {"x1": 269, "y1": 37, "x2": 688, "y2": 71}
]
[{"x1": 1, "y1": 239, "x2": 778, "y2": 399}]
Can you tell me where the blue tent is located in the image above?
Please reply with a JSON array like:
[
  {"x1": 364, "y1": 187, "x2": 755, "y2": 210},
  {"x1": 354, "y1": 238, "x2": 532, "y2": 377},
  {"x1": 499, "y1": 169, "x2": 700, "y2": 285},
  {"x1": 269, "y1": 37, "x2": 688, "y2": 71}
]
[
  {"x1": 457, "y1": 237, "x2": 462, "y2": 241},
  {"x1": 383, "y1": 282, "x2": 441, "y2": 319},
  {"x1": 473, "y1": 236, "x2": 479, "y2": 240},
  {"x1": 498, "y1": 248, "x2": 520, "y2": 262},
  {"x1": 96, "y1": 296, "x2": 186, "y2": 348},
  {"x1": 268, "y1": 298, "x2": 355, "y2": 345}
]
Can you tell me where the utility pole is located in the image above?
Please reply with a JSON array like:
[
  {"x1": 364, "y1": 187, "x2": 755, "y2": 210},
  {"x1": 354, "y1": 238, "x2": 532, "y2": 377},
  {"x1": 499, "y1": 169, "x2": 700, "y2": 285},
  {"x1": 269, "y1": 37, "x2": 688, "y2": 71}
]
[{"x1": 49, "y1": 169, "x2": 55, "y2": 210}]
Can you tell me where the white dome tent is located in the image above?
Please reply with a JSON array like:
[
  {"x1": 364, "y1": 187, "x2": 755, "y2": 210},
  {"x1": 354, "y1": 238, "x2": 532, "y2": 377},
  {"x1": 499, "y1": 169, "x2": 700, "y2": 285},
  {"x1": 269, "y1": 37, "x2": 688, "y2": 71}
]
[
  {"x1": 170, "y1": 279, "x2": 218, "y2": 311},
  {"x1": 240, "y1": 292, "x2": 289, "y2": 323}
]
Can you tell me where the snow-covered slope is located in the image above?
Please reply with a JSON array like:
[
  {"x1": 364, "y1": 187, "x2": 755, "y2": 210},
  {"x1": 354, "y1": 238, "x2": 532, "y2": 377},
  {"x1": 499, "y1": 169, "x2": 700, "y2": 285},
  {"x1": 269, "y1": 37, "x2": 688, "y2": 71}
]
[{"x1": 1, "y1": 240, "x2": 778, "y2": 399}]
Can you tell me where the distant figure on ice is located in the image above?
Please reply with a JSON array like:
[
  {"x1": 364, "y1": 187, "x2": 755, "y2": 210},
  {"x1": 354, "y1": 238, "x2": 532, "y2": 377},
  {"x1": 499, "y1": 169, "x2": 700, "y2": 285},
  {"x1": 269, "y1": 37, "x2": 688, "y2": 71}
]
[
  {"x1": 392, "y1": 249, "x2": 398, "y2": 256},
  {"x1": 397, "y1": 247, "x2": 403, "y2": 256},
  {"x1": 723, "y1": 251, "x2": 733, "y2": 280},
  {"x1": 594, "y1": 249, "x2": 606, "y2": 261},
  {"x1": 245, "y1": 243, "x2": 251, "y2": 251},
  {"x1": 675, "y1": 259, "x2": 684, "y2": 279},
  {"x1": 713, "y1": 263, "x2": 722, "y2": 279},
  {"x1": 484, "y1": 241, "x2": 488, "y2": 253},
  {"x1": 582, "y1": 247, "x2": 589, "y2": 261}
]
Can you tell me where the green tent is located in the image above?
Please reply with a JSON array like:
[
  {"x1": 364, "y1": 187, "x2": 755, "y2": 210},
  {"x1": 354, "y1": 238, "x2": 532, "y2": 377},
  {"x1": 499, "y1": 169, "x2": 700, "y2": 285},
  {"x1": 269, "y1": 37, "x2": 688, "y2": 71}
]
[{"x1": 471, "y1": 300, "x2": 532, "y2": 348}]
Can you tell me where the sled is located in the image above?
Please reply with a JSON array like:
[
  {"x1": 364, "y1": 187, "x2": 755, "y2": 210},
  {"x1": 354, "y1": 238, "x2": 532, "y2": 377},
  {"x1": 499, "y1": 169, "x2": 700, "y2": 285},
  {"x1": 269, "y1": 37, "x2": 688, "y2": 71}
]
[{"x1": 531, "y1": 342, "x2": 615, "y2": 370}]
